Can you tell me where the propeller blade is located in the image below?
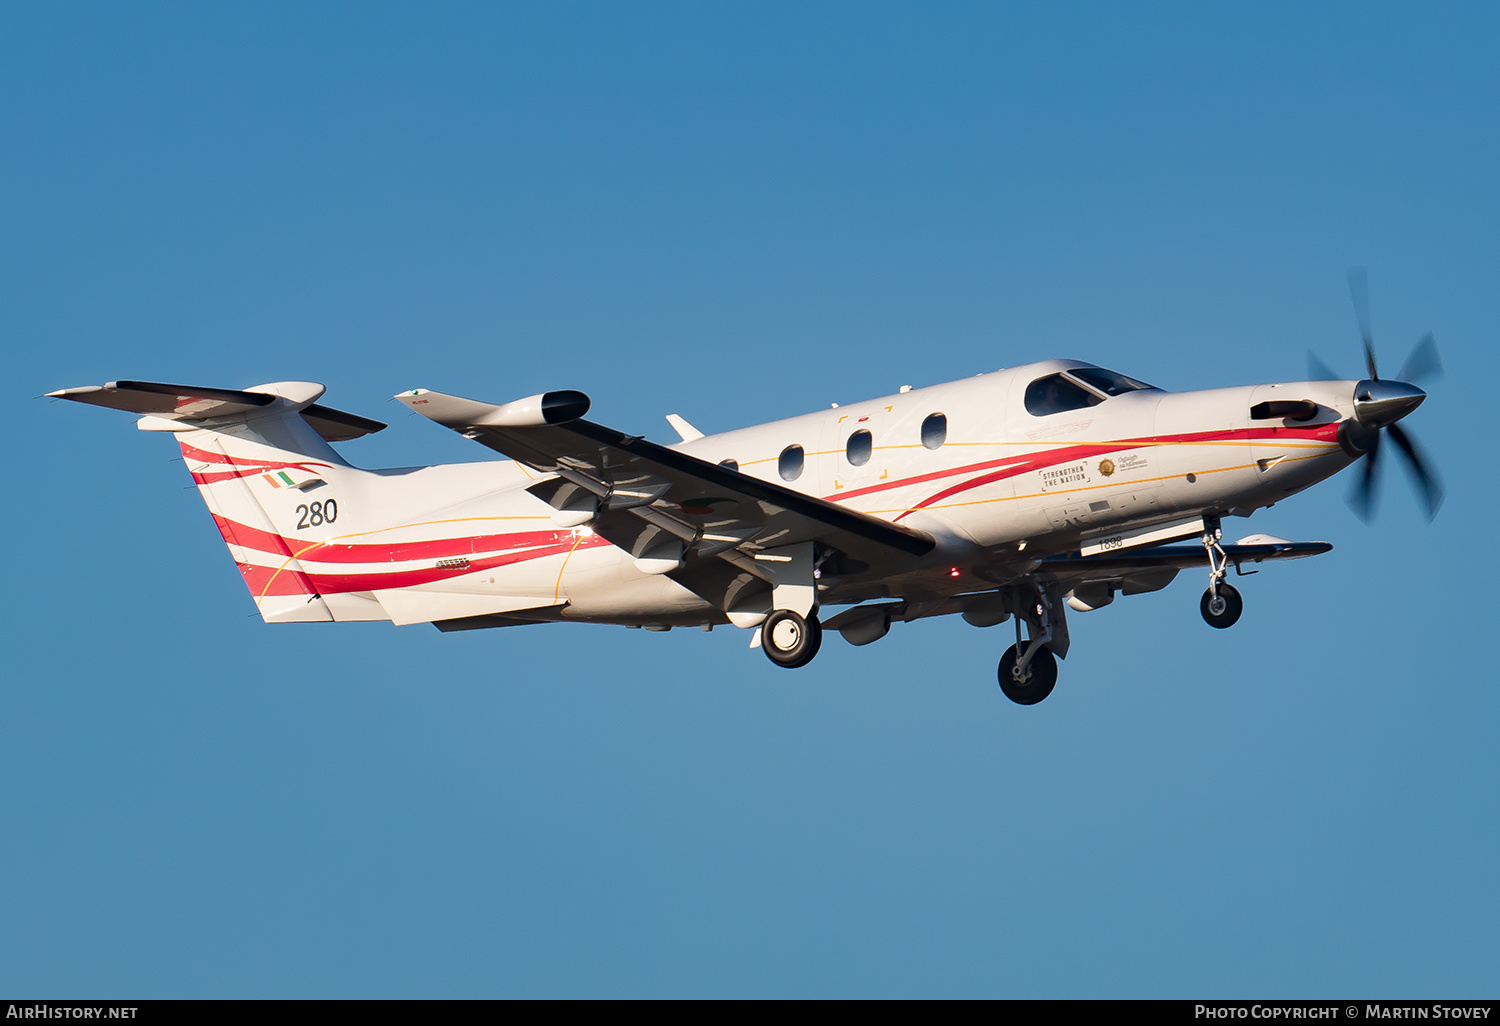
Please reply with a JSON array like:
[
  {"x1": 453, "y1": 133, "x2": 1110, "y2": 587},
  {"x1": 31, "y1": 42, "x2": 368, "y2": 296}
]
[
  {"x1": 1385, "y1": 423, "x2": 1445, "y2": 519},
  {"x1": 1347, "y1": 427, "x2": 1381, "y2": 522},
  {"x1": 1397, "y1": 331, "x2": 1443, "y2": 384},
  {"x1": 1347, "y1": 267, "x2": 1378, "y2": 378},
  {"x1": 1308, "y1": 351, "x2": 1342, "y2": 381}
]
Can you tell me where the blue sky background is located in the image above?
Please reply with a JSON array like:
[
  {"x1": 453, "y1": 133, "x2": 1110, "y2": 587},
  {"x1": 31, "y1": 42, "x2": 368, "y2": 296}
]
[{"x1": 3, "y1": 1, "x2": 1497, "y2": 997}]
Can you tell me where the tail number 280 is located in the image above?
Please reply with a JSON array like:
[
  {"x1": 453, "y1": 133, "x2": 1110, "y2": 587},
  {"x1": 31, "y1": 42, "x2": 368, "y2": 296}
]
[{"x1": 295, "y1": 500, "x2": 338, "y2": 529}]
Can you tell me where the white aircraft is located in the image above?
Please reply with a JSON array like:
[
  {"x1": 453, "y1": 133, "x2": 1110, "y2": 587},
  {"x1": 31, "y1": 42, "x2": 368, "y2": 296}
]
[{"x1": 50, "y1": 282, "x2": 1441, "y2": 704}]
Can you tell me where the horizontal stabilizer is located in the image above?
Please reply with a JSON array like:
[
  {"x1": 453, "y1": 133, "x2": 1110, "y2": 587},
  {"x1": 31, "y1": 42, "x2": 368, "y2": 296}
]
[
  {"x1": 49, "y1": 380, "x2": 385, "y2": 441},
  {"x1": 300, "y1": 403, "x2": 388, "y2": 441},
  {"x1": 49, "y1": 380, "x2": 276, "y2": 418}
]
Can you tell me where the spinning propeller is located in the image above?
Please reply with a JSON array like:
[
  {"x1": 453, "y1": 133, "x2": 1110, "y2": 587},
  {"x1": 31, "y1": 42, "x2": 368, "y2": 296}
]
[{"x1": 1308, "y1": 268, "x2": 1444, "y2": 521}]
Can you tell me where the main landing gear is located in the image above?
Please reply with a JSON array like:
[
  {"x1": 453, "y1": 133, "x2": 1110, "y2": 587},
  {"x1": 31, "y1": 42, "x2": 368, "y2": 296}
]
[
  {"x1": 997, "y1": 582, "x2": 1066, "y2": 705},
  {"x1": 761, "y1": 608, "x2": 823, "y2": 669},
  {"x1": 751, "y1": 541, "x2": 825, "y2": 669},
  {"x1": 1199, "y1": 520, "x2": 1244, "y2": 629}
]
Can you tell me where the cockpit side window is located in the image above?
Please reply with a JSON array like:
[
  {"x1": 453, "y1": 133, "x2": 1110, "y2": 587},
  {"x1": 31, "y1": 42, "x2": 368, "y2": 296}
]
[
  {"x1": 1024, "y1": 374, "x2": 1104, "y2": 417},
  {"x1": 1068, "y1": 366, "x2": 1158, "y2": 396}
]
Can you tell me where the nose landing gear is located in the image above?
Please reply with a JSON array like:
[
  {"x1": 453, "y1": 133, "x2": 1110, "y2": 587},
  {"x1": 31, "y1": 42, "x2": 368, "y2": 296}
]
[
  {"x1": 1200, "y1": 582, "x2": 1243, "y2": 628},
  {"x1": 1199, "y1": 520, "x2": 1245, "y2": 628}
]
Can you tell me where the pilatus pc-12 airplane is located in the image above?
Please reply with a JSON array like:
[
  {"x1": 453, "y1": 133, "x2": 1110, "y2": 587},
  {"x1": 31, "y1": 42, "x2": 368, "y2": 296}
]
[{"x1": 51, "y1": 277, "x2": 1441, "y2": 704}]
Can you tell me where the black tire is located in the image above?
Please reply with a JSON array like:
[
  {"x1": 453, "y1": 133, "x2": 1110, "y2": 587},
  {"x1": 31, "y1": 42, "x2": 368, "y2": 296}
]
[
  {"x1": 762, "y1": 609, "x2": 823, "y2": 669},
  {"x1": 997, "y1": 643, "x2": 1057, "y2": 705},
  {"x1": 1200, "y1": 583, "x2": 1243, "y2": 629}
]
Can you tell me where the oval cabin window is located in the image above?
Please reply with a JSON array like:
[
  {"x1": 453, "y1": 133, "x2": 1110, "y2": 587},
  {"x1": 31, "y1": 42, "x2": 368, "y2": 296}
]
[
  {"x1": 778, "y1": 445, "x2": 804, "y2": 482},
  {"x1": 921, "y1": 413, "x2": 947, "y2": 449},
  {"x1": 846, "y1": 429, "x2": 872, "y2": 466}
]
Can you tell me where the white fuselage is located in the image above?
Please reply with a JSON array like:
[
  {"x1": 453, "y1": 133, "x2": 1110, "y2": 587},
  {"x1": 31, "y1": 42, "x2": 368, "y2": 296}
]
[{"x1": 258, "y1": 360, "x2": 1359, "y2": 628}]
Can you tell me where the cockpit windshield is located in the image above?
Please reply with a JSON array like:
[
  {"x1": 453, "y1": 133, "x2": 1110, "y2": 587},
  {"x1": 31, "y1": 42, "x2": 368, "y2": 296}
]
[
  {"x1": 1025, "y1": 375, "x2": 1102, "y2": 417},
  {"x1": 1024, "y1": 366, "x2": 1161, "y2": 418},
  {"x1": 1068, "y1": 366, "x2": 1158, "y2": 397}
]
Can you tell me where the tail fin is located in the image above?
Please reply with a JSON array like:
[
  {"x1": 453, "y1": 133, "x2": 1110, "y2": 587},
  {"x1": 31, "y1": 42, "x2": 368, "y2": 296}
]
[{"x1": 50, "y1": 380, "x2": 389, "y2": 623}]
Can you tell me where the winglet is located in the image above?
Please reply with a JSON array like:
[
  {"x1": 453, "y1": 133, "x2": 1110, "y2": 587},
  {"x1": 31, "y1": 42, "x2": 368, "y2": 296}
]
[{"x1": 665, "y1": 413, "x2": 704, "y2": 442}]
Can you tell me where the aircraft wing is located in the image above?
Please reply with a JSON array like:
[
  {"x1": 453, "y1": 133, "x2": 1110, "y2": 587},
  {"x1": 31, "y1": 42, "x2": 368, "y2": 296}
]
[
  {"x1": 1035, "y1": 536, "x2": 1331, "y2": 599},
  {"x1": 819, "y1": 537, "x2": 1332, "y2": 643},
  {"x1": 1039, "y1": 538, "x2": 1331, "y2": 575},
  {"x1": 395, "y1": 388, "x2": 934, "y2": 597}
]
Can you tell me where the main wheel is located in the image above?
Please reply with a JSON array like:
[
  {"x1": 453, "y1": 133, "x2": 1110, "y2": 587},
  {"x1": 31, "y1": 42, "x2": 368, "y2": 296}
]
[
  {"x1": 762, "y1": 609, "x2": 822, "y2": 669},
  {"x1": 997, "y1": 643, "x2": 1057, "y2": 705},
  {"x1": 1200, "y1": 583, "x2": 1243, "y2": 629}
]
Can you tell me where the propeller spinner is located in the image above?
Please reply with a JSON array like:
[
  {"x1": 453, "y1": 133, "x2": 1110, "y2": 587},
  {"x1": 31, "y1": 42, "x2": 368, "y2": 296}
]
[{"x1": 1312, "y1": 269, "x2": 1444, "y2": 521}]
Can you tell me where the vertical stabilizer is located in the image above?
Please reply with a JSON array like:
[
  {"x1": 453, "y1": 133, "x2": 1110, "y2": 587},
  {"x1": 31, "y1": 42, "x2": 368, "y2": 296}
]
[
  {"x1": 51, "y1": 379, "x2": 391, "y2": 623},
  {"x1": 179, "y1": 427, "x2": 341, "y2": 622}
]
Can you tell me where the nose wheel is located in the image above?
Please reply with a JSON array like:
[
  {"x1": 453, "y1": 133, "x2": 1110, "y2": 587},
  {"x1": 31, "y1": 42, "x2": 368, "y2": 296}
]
[
  {"x1": 998, "y1": 643, "x2": 1057, "y2": 705},
  {"x1": 761, "y1": 609, "x2": 823, "y2": 668},
  {"x1": 1200, "y1": 582, "x2": 1243, "y2": 628}
]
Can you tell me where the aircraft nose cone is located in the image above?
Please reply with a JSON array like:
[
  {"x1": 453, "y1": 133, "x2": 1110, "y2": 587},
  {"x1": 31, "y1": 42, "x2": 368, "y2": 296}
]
[{"x1": 1353, "y1": 378, "x2": 1426, "y2": 428}]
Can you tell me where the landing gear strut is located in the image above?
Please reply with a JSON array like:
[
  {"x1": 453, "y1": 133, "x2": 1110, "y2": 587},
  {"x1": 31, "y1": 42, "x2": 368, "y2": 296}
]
[
  {"x1": 762, "y1": 609, "x2": 822, "y2": 668},
  {"x1": 997, "y1": 583, "x2": 1062, "y2": 705},
  {"x1": 1199, "y1": 519, "x2": 1244, "y2": 629}
]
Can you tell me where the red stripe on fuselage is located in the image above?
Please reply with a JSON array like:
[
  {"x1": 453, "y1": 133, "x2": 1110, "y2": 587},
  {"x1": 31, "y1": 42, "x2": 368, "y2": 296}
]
[
  {"x1": 212, "y1": 420, "x2": 1340, "y2": 599},
  {"x1": 209, "y1": 513, "x2": 585, "y2": 564},
  {"x1": 210, "y1": 513, "x2": 612, "y2": 597},
  {"x1": 824, "y1": 422, "x2": 1341, "y2": 521},
  {"x1": 299, "y1": 540, "x2": 592, "y2": 593},
  {"x1": 829, "y1": 453, "x2": 1035, "y2": 503},
  {"x1": 238, "y1": 561, "x2": 320, "y2": 596},
  {"x1": 180, "y1": 442, "x2": 333, "y2": 483}
]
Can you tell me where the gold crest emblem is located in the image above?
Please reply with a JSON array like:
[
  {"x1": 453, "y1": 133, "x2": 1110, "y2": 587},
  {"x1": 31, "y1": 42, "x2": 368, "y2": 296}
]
[{"x1": 1098, "y1": 459, "x2": 1116, "y2": 477}]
